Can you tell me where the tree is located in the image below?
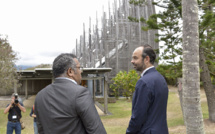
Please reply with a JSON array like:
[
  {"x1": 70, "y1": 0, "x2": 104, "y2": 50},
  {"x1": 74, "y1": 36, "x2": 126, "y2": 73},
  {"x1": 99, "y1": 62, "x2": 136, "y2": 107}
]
[
  {"x1": 0, "y1": 35, "x2": 19, "y2": 94},
  {"x1": 199, "y1": 0, "x2": 215, "y2": 122},
  {"x1": 182, "y1": 0, "x2": 205, "y2": 133},
  {"x1": 156, "y1": 62, "x2": 182, "y2": 85}
]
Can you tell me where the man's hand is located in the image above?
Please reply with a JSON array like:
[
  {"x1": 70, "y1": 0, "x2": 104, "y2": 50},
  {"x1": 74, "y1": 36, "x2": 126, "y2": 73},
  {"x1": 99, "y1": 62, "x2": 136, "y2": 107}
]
[
  {"x1": 32, "y1": 114, "x2": 37, "y2": 118},
  {"x1": 11, "y1": 98, "x2": 15, "y2": 105}
]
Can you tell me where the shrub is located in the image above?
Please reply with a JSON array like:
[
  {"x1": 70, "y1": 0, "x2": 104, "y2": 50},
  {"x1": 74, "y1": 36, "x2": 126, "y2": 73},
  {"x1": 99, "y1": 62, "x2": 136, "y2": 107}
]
[{"x1": 110, "y1": 70, "x2": 140, "y2": 99}]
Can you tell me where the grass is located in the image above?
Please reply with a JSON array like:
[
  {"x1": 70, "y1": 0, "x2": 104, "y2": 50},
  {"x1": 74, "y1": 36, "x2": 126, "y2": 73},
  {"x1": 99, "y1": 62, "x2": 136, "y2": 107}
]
[
  {"x1": 101, "y1": 99, "x2": 132, "y2": 133},
  {"x1": 0, "y1": 90, "x2": 211, "y2": 134},
  {"x1": 101, "y1": 91, "x2": 187, "y2": 133},
  {"x1": 167, "y1": 92, "x2": 184, "y2": 127},
  {"x1": 102, "y1": 99, "x2": 132, "y2": 119}
]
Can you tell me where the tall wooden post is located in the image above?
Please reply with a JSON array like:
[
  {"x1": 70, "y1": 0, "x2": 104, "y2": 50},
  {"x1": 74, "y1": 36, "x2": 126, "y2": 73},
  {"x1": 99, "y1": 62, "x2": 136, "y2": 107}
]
[
  {"x1": 104, "y1": 11, "x2": 109, "y2": 68},
  {"x1": 76, "y1": 39, "x2": 78, "y2": 56},
  {"x1": 93, "y1": 79, "x2": 96, "y2": 101},
  {"x1": 32, "y1": 80, "x2": 34, "y2": 94},
  {"x1": 125, "y1": 0, "x2": 132, "y2": 71},
  {"x1": 99, "y1": 78, "x2": 102, "y2": 93},
  {"x1": 89, "y1": 17, "x2": 92, "y2": 67},
  {"x1": 137, "y1": 3, "x2": 142, "y2": 46},
  {"x1": 92, "y1": 25, "x2": 96, "y2": 68},
  {"x1": 143, "y1": 2, "x2": 149, "y2": 45},
  {"x1": 25, "y1": 80, "x2": 28, "y2": 99},
  {"x1": 52, "y1": 77, "x2": 54, "y2": 83},
  {"x1": 114, "y1": 0, "x2": 119, "y2": 73},
  {"x1": 104, "y1": 76, "x2": 108, "y2": 114},
  {"x1": 83, "y1": 23, "x2": 86, "y2": 67},
  {"x1": 14, "y1": 81, "x2": 17, "y2": 93},
  {"x1": 79, "y1": 35, "x2": 82, "y2": 62},
  {"x1": 96, "y1": 12, "x2": 100, "y2": 67}
]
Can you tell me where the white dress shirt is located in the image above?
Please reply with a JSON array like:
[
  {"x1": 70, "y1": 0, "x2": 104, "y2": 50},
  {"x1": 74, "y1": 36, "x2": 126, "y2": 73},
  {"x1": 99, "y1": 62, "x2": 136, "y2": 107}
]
[{"x1": 141, "y1": 66, "x2": 155, "y2": 77}]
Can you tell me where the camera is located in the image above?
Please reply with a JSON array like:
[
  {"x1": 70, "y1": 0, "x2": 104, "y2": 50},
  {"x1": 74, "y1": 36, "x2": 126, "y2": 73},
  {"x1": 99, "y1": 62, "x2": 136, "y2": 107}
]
[{"x1": 14, "y1": 93, "x2": 19, "y2": 104}]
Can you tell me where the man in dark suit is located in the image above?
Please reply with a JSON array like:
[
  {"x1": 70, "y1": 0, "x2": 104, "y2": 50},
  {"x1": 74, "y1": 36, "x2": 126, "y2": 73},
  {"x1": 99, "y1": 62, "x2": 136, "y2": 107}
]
[
  {"x1": 35, "y1": 53, "x2": 106, "y2": 134},
  {"x1": 126, "y1": 45, "x2": 169, "y2": 134}
]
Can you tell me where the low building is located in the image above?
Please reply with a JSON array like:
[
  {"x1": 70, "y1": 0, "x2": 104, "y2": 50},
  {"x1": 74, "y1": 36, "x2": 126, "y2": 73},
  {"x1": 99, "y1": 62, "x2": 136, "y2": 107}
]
[{"x1": 12, "y1": 67, "x2": 112, "y2": 114}]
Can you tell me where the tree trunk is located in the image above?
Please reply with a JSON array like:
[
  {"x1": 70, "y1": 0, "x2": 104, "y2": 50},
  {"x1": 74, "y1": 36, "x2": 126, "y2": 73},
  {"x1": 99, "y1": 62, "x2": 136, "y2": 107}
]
[
  {"x1": 200, "y1": 47, "x2": 215, "y2": 122},
  {"x1": 177, "y1": 78, "x2": 185, "y2": 125},
  {"x1": 182, "y1": 0, "x2": 205, "y2": 133}
]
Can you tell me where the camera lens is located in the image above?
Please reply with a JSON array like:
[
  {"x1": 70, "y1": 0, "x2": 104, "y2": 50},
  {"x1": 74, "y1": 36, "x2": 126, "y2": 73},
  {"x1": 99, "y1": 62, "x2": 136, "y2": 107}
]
[
  {"x1": 14, "y1": 93, "x2": 19, "y2": 103},
  {"x1": 15, "y1": 99, "x2": 19, "y2": 103}
]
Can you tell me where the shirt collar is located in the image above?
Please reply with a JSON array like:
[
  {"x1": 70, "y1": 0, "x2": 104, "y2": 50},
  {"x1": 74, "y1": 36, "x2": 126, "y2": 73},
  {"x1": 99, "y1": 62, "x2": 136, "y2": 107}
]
[
  {"x1": 141, "y1": 66, "x2": 155, "y2": 77},
  {"x1": 55, "y1": 77, "x2": 77, "y2": 85}
]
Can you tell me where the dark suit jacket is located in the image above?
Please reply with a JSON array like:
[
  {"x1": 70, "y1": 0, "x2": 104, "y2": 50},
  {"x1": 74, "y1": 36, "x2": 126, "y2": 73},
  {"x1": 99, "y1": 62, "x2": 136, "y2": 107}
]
[
  {"x1": 35, "y1": 78, "x2": 106, "y2": 134},
  {"x1": 126, "y1": 67, "x2": 169, "y2": 134}
]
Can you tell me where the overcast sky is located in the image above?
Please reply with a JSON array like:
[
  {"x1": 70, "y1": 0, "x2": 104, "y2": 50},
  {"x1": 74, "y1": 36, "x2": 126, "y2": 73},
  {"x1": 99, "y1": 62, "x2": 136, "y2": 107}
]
[{"x1": 0, "y1": 0, "x2": 114, "y2": 66}]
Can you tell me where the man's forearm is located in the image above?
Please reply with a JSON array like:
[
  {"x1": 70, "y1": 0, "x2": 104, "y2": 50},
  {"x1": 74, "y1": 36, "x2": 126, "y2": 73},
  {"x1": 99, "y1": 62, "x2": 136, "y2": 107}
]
[
  {"x1": 4, "y1": 104, "x2": 12, "y2": 114},
  {"x1": 18, "y1": 103, "x2": 26, "y2": 113}
]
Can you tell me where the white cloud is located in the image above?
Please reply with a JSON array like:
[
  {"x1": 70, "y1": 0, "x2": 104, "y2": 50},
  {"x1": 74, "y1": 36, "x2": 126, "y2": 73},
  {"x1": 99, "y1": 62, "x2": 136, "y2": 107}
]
[{"x1": 0, "y1": 0, "x2": 114, "y2": 66}]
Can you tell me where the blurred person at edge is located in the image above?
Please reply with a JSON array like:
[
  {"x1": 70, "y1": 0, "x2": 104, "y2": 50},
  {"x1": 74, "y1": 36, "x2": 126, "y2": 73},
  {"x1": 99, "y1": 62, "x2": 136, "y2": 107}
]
[
  {"x1": 4, "y1": 93, "x2": 26, "y2": 134},
  {"x1": 35, "y1": 53, "x2": 107, "y2": 134},
  {"x1": 126, "y1": 45, "x2": 169, "y2": 134},
  {"x1": 30, "y1": 105, "x2": 38, "y2": 134}
]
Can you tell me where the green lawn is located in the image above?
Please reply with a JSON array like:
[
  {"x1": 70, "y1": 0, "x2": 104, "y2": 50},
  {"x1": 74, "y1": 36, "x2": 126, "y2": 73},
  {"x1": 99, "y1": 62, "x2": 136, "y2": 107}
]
[
  {"x1": 101, "y1": 90, "x2": 210, "y2": 134},
  {"x1": 0, "y1": 90, "x2": 210, "y2": 134}
]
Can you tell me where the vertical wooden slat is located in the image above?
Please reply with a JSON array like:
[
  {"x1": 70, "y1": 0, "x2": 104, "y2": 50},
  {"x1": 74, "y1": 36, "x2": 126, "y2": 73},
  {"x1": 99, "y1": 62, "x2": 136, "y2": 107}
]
[
  {"x1": 114, "y1": 0, "x2": 119, "y2": 73},
  {"x1": 104, "y1": 77, "x2": 108, "y2": 114},
  {"x1": 89, "y1": 17, "x2": 92, "y2": 67},
  {"x1": 93, "y1": 79, "x2": 96, "y2": 101},
  {"x1": 14, "y1": 81, "x2": 17, "y2": 93},
  {"x1": 25, "y1": 80, "x2": 28, "y2": 99},
  {"x1": 83, "y1": 23, "x2": 86, "y2": 67}
]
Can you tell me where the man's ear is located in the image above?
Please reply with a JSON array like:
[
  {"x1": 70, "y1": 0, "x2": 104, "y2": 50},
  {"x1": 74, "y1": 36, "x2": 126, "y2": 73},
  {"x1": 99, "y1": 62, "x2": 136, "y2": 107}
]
[
  {"x1": 145, "y1": 56, "x2": 150, "y2": 63},
  {"x1": 67, "y1": 68, "x2": 74, "y2": 77}
]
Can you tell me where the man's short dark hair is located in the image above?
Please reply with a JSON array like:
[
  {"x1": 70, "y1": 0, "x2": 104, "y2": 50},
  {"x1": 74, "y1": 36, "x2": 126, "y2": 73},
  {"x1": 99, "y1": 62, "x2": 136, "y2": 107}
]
[
  {"x1": 52, "y1": 53, "x2": 77, "y2": 78},
  {"x1": 140, "y1": 44, "x2": 156, "y2": 64}
]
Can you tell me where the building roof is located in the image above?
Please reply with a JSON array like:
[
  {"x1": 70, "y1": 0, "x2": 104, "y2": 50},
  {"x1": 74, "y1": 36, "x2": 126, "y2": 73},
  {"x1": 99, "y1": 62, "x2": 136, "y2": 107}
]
[{"x1": 17, "y1": 68, "x2": 112, "y2": 80}]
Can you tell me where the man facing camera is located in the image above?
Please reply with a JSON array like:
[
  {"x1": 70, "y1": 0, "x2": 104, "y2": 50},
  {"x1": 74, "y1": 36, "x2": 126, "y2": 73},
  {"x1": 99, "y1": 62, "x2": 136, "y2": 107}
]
[
  {"x1": 4, "y1": 93, "x2": 26, "y2": 134},
  {"x1": 126, "y1": 45, "x2": 169, "y2": 134},
  {"x1": 35, "y1": 53, "x2": 106, "y2": 134}
]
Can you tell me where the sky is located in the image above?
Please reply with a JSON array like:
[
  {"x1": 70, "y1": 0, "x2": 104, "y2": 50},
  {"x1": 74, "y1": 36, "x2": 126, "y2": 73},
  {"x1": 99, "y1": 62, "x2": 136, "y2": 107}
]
[{"x1": 0, "y1": 0, "x2": 114, "y2": 66}]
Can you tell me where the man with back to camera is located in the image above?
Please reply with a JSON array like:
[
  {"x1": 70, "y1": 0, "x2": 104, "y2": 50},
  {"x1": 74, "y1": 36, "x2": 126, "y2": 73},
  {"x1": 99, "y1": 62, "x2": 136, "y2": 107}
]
[
  {"x1": 126, "y1": 45, "x2": 169, "y2": 134},
  {"x1": 35, "y1": 53, "x2": 107, "y2": 134},
  {"x1": 4, "y1": 93, "x2": 26, "y2": 134}
]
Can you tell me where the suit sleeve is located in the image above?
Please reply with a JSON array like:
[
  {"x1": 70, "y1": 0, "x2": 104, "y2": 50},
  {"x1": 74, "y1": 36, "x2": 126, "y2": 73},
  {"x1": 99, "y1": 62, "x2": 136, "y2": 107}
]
[
  {"x1": 126, "y1": 80, "x2": 153, "y2": 134},
  {"x1": 76, "y1": 87, "x2": 107, "y2": 134},
  {"x1": 35, "y1": 97, "x2": 44, "y2": 134}
]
